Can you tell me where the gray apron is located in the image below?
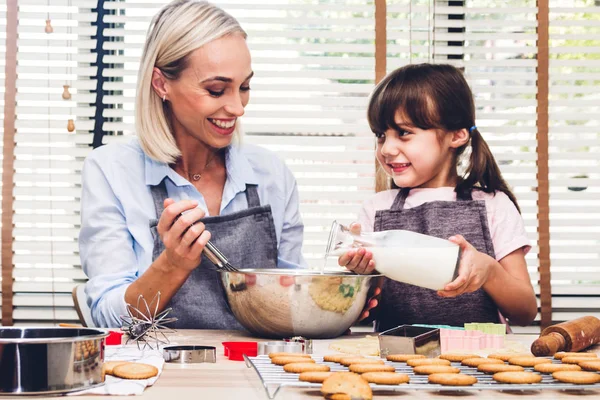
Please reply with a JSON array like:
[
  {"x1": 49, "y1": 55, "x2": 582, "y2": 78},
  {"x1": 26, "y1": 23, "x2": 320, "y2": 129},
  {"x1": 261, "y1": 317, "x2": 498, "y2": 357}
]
[
  {"x1": 374, "y1": 187, "x2": 500, "y2": 331},
  {"x1": 149, "y1": 179, "x2": 278, "y2": 329}
]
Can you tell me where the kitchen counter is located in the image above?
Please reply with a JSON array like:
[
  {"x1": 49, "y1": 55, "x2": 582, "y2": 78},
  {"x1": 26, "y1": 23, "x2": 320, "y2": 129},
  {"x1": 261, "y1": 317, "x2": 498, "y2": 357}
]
[{"x1": 85, "y1": 329, "x2": 599, "y2": 400}]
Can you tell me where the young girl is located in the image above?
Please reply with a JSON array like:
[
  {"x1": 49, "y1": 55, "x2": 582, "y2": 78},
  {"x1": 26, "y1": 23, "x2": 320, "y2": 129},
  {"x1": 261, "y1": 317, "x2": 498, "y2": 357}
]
[{"x1": 339, "y1": 63, "x2": 537, "y2": 331}]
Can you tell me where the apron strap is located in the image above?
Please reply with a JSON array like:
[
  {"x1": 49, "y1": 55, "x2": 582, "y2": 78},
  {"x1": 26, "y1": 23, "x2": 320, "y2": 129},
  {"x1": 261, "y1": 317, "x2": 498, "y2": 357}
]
[
  {"x1": 390, "y1": 187, "x2": 411, "y2": 210},
  {"x1": 149, "y1": 179, "x2": 261, "y2": 223}
]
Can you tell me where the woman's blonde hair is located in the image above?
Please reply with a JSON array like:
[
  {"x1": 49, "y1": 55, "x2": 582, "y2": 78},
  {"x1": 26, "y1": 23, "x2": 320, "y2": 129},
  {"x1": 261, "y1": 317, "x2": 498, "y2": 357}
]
[{"x1": 136, "y1": 0, "x2": 247, "y2": 164}]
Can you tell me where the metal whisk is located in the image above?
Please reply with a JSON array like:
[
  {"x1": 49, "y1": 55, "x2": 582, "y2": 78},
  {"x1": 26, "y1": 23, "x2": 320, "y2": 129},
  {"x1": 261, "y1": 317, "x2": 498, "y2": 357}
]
[{"x1": 120, "y1": 292, "x2": 177, "y2": 350}]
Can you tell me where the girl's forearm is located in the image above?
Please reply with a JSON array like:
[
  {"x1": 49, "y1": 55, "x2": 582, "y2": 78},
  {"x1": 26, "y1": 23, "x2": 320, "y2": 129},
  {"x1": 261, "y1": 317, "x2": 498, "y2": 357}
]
[
  {"x1": 125, "y1": 252, "x2": 191, "y2": 316},
  {"x1": 483, "y1": 260, "x2": 537, "y2": 326}
]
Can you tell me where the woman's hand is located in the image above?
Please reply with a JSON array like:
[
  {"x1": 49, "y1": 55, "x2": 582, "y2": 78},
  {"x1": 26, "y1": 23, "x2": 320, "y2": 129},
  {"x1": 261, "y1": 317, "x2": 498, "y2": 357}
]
[
  {"x1": 337, "y1": 223, "x2": 376, "y2": 275},
  {"x1": 156, "y1": 198, "x2": 211, "y2": 272},
  {"x1": 438, "y1": 234, "x2": 495, "y2": 297},
  {"x1": 357, "y1": 277, "x2": 383, "y2": 321}
]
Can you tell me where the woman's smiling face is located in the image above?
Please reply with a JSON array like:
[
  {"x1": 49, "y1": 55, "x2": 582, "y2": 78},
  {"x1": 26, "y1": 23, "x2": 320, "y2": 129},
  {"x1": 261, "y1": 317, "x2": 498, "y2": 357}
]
[{"x1": 163, "y1": 33, "x2": 253, "y2": 149}]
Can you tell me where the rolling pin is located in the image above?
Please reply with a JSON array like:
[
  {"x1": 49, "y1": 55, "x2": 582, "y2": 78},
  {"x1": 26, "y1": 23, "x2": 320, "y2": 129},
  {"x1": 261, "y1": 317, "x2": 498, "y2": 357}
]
[{"x1": 531, "y1": 316, "x2": 600, "y2": 356}]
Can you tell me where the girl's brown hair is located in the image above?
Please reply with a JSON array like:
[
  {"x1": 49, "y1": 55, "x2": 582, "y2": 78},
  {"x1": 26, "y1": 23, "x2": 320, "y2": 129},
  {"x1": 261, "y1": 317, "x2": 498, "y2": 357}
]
[{"x1": 368, "y1": 63, "x2": 520, "y2": 212}]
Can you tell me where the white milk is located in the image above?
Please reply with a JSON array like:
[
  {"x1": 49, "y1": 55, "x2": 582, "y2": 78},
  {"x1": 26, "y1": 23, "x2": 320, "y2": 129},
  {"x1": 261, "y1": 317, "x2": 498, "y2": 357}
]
[{"x1": 369, "y1": 245, "x2": 460, "y2": 291}]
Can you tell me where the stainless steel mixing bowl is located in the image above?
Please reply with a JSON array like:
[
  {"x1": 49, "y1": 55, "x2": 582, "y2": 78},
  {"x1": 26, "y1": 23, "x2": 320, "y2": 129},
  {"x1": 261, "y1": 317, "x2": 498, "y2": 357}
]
[
  {"x1": 0, "y1": 327, "x2": 108, "y2": 395},
  {"x1": 220, "y1": 269, "x2": 380, "y2": 339}
]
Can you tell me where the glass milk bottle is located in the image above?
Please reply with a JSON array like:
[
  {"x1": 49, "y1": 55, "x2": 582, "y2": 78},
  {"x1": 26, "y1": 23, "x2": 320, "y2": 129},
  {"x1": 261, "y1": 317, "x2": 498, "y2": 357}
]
[{"x1": 325, "y1": 220, "x2": 461, "y2": 291}]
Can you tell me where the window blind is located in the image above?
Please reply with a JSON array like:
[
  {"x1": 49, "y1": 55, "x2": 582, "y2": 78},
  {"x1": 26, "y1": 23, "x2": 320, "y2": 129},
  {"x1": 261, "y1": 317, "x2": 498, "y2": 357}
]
[
  {"x1": 547, "y1": 0, "x2": 600, "y2": 324},
  {"x1": 10, "y1": 0, "x2": 97, "y2": 324}
]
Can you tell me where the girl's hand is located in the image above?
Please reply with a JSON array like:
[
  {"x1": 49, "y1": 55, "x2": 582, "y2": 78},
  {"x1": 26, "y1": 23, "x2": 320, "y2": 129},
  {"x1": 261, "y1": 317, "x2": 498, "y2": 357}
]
[
  {"x1": 337, "y1": 223, "x2": 376, "y2": 275},
  {"x1": 157, "y1": 198, "x2": 211, "y2": 272},
  {"x1": 438, "y1": 234, "x2": 495, "y2": 298}
]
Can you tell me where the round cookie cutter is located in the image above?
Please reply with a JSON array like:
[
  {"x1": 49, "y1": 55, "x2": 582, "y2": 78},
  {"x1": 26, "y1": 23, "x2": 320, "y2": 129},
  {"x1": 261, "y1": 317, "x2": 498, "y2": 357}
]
[
  {"x1": 285, "y1": 336, "x2": 313, "y2": 354},
  {"x1": 163, "y1": 345, "x2": 216, "y2": 363},
  {"x1": 257, "y1": 341, "x2": 303, "y2": 355}
]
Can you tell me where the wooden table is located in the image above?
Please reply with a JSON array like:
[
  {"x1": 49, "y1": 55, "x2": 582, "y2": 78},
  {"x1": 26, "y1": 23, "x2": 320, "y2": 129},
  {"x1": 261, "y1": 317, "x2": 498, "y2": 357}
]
[{"x1": 85, "y1": 330, "x2": 599, "y2": 400}]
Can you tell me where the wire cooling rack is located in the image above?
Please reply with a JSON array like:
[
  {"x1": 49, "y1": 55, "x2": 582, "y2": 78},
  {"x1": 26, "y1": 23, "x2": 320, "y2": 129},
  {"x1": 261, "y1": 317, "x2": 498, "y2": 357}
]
[{"x1": 244, "y1": 355, "x2": 600, "y2": 399}]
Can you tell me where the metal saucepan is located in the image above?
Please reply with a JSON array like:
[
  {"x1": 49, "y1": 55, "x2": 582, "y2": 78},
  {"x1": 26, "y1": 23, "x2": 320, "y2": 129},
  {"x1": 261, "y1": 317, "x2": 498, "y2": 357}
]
[
  {"x1": 0, "y1": 327, "x2": 108, "y2": 395},
  {"x1": 220, "y1": 268, "x2": 381, "y2": 339}
]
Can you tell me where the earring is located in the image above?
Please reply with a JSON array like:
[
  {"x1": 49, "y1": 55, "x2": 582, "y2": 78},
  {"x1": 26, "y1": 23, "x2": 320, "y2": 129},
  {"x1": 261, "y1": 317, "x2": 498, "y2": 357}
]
[{"x1": 162, "y1": 95, "x2": 166, "y2": 102}]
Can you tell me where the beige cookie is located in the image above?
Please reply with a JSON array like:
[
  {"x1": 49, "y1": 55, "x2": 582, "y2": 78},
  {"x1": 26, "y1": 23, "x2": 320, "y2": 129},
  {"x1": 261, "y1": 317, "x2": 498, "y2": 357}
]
[
  {"x1": 492, "y1": 371, "x2": 542, "y2": 384},
  {"x1": 284, "y1": 362, "x2": 330, "y2": 373},
  {"x1": 102, "y1": 361, "x2": 129, "y2": 377},
  {"x1": 386, "y1": 354, "x2": 426, "y2": 362},
  {"x1": 268, "y1": 352, "x2": 310, "y2": 359},
  {"x1": 323, "y1": 354, "x2": 348, "y2": 363},
  {"x1": 349, "y1": 363, "x2": 395, "y2": 373},
  {"x1": 361, "y1": 372, "x2": 410, "y2": 385},
  {"x1": 488, "y1": 353, "x2": 533, "y2": 362},
  {"x1": 414, "y1": 365, "x2": 460, "y2": 375},
  {"x1": 271, "y1": 356, "x2": 316, "y2": 366},
  {"x1": 439, "y1": 353, "x2": 479, "y2": 362},
  {"x1": 298, "y1": 371, "x2": 333, "y2": 383},
  {"x1": 562, "y1": 356, "x2": 599, "y2": 365},
  {"x1": 428, "y1": 373, "x2": 477, "y2": 386},
  {"x1": 339, "y1": 357, "x2": 384, "y2": 367},
  {"x1": 112, "y1": 363, "x2": 159, "y2": 380},
  {"x1": 534, "y1": 363, "x2": 581, "y2": 374},
  {"x1": 552, "y1": 370, "x2": 600, "y2": 384},
  {"x1": 321, "y1": 372, "x2": 373, "y2": 400},
  {"x1": 579, "y1": 360, "x2": 600, "y2": 372},
  {"x1": 508, "y1": 356, "x2": 551, "y2": 367},
  {"x1": 554, "y1": 352, "x2": 597, "y2": 360},
  {"x1": 477, "y1": 364, "x2": 524, "y2": 374},
  {"x1": 461, "y1": 357, "x2": 503, "y2": 367},
  {"x1": 407, "y1": 358, "x2": 451, "y2": 367}
]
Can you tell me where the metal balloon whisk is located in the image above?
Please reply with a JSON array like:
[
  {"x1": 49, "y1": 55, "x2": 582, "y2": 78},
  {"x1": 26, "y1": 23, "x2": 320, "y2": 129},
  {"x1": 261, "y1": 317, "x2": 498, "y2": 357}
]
[{"x1": 120, "y1": 292, "x2": 177, "y2": 349}]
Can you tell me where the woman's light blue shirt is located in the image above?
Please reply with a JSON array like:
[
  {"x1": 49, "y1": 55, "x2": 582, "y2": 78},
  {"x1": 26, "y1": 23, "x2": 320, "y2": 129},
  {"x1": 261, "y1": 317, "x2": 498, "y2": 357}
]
[{"x1": 79, "y1": 138, "x2": 306, "y2": 327}]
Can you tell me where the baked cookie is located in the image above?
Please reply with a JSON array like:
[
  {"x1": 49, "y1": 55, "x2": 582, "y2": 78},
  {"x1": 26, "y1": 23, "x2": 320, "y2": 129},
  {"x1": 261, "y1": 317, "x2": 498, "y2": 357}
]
[
  {"x1": 552, "y1": 370, "x2": 600, "y2": 384},
  {"x1": 349, "y1": 364, "x2": 395, "y2": 373},
  {"x1": 461, "y1": 357, "x2": 504, "y2": 367},
  {"x1": 562, "y1": 356, "x2": 599, "y2": 365},
  {"x1": 284, "y1": 363, "x2": 330, "y2": 373},
  {"x1": 508, "y1": 356, "x2": 551, "y2": 367},
  {"x1": 428, "y1": 373, "x2": 477, "y2": 386},
  {"x1": 361, "y1": 372, "x2": 410, "y2": 385},
  {"x1": 554, "y1": 352, "x2": 597, "y2": 360},
  {"x1": 492, "y1": 371, "x2": 542, "y2": 384},
  {"x1": 268, "y1": 352, "x2": 310, "y2": 359},
  {"x1": 534, "y1": 363, "x2": 581, "y2": 374},
  {"x1": 386, "y1": 354, "x2": 426, "y2": 362},
  {"x1": 579, "y1": 360, "x2": 600, "y2": 372},
  {"x1": 321, "y1": 372, "x2": 373, "y2": 400},
  {"x1": 407, "y1": 358, "x2": 451, "y2": 367},
  {"x1": 323, "y1": 354, "x2": 348, "y2": 363},
  {"x1": 413, "y1": 365, "x2": 460, "y2": 375},
  {"x1": 271, "y1": 356, "x2": 316, "y2": 366},
  {"x1": 477, "y1": 364, "x2": 524, "y2": 374},
  {"x1": 298, "y1": 371, "x2": 333, "y2": 383},
  {"x1": 439, "y1": 353, "x2": 479, "y2": 362},
  {"x1": 339, "y1": 357, "x2": 384, "y2": 367},
  {"x1": 112, "y1": 363, "x2": 159, "y2": 380},
  {"x1": 488, "y1": 353, "x2": 533, "y2": 362},
  {"x1": 102, "y1": 361, "x2": 129, "y2": 377}
]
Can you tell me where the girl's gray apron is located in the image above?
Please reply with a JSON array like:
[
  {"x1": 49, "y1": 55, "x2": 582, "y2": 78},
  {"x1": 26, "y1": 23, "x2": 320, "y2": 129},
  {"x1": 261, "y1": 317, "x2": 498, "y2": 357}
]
[
  {"x1": 149, "y1": 179, "x2": 278, "y2": 329},
  {"x1": 374, "y1": 187, "x2": 500, "y2": 332}
]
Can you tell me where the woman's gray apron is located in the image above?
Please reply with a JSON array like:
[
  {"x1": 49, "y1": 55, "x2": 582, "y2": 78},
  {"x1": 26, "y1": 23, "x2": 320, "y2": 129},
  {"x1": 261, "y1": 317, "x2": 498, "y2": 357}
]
[
  {"x1": 374, "y1": 187, "x2": 500, "y2": 331},
  {"x1": 149, "y1": 179, "x2": 278, "y2": 329}
]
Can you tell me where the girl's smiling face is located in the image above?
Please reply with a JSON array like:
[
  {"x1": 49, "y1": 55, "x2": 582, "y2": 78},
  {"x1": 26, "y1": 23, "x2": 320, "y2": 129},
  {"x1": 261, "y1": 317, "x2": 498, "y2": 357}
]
[{"x1": 376, "y1": 112, "x2": 459, "y2": 189}]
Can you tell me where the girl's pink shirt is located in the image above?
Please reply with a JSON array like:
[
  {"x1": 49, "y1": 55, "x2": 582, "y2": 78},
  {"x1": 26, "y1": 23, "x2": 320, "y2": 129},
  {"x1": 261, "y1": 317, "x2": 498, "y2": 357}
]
[{"x1": 358, "y1": 187, "x2": 531, "y2": 261}]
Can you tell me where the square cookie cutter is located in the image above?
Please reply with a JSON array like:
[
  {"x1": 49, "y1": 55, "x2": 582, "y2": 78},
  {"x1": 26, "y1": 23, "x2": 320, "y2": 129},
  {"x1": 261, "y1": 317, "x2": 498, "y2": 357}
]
[{"x1": 378, "y1": 324, "x2": 441, "y2": 358}]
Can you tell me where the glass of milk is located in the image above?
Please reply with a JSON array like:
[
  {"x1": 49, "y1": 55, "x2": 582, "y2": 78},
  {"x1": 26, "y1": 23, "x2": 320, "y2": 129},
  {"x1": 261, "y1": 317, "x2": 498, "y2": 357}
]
[{"x1": 325, "y1": 220, "x2": 461, "y2": 291}]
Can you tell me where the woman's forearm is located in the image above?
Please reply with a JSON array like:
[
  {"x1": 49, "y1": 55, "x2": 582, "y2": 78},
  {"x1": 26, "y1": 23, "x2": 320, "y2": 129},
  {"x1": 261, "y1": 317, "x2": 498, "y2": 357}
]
[
  {"x1": 483, "y1": 258, "x2": 537, "y2": 326},
  {"x1": 125, "y1": 252, "x2": 191, "y2": 316}
]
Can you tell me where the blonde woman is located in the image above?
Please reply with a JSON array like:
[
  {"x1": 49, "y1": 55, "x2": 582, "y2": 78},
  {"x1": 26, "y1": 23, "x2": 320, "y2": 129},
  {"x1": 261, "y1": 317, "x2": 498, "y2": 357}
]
[{"x1": 79, "y1": 0, "x2": 306, "y2": 328}]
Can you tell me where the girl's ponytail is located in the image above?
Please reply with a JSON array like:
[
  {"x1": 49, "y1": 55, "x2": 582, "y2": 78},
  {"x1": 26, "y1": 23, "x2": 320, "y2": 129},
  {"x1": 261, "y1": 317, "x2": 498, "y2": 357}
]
[{"x1": 456, "y1": 127, "x2": 521, "y2": 213}]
